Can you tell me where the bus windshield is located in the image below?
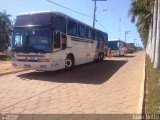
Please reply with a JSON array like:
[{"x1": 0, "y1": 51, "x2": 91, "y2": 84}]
[
  {"x1": 108, "y1": 41, "x2": 118, "y2": 50},
  {"x1": 12, "y1": 27, "x2": 52, "y2": 53}
]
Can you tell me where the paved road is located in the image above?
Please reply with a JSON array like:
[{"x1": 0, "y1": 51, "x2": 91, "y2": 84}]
[{"x1": 0, "y1": 52, "x2": 145, "y2": 115}]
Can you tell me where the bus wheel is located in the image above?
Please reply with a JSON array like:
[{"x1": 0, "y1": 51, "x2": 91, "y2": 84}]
[{"x1": 65, "y1": 56, "x2": 74, "y2": 69}]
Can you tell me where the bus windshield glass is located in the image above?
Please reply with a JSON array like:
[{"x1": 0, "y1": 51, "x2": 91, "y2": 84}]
[
  {"x1": 12, "y1": 27, "x2": 52, "y2": 53},
  {"x1": 108, "y1": 41, "x2": 118, "y2": 50}
]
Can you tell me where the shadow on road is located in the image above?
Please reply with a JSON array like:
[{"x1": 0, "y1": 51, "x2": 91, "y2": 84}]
[
  {"x1": 114, "y1": 55, "x2": 135, "y2": 58},
  {"x1": 17, "y1": 60, "x2": 128, "y2": 85}
]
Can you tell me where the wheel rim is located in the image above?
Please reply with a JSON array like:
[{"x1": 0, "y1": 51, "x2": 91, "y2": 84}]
[{"x1": 65, "y1": 58, "x2": 72, "y2": 68}]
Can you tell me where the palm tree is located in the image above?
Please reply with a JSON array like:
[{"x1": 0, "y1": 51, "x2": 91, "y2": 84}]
[
  {"x1": 150, "y1": 0, "x2": 158, "y2": 63},
  {"x1": 129, "y1": 0, "x2": 153, "y2": 48},
  {"x1": 146, "y1": 19, "x2": 152, "y2": 55},
  {"x1": 130, "y1": 0, "x2": 160, "y2": 68}
]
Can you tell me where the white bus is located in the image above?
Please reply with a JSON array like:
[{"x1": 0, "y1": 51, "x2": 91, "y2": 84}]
[
  {"x1": 11, "y1": 11, "x2": 108, "y2": 71},
  {"x1": 108, "y1": 40, "x2": 126, "y2": 56}
]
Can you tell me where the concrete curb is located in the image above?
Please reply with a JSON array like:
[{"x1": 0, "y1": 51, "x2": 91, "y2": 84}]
[
  {"x1": 137, "y1": 53, "x2": 146, "y2": 114},
  {"x1": 0, "y1": 69, "x2": 27, "y2": 77}
]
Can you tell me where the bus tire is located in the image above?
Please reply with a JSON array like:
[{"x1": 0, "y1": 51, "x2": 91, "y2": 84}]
[{"x1": 65, "y1": 54, "x2": 74, "y2": 69}]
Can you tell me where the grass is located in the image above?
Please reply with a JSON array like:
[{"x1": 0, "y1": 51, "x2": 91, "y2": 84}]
[
  {"x1": 145, "y1": 56, "x2": 160, "y2": 114},
  {"x1": 0, "y1": 55, "x2": 11, "y2": 61}
]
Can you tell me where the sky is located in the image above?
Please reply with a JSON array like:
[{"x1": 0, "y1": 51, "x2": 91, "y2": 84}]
[{"x1": 0, "y1": 0, "x2": 143, "y2": 47}]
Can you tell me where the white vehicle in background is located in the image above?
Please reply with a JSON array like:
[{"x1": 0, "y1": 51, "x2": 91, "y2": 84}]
[
  {"x1": 107, "y1": 39, "x2": 126, "y2": 56},
  {"x1": 11, "y1": 11, "x2": 108, "y2": 71}
]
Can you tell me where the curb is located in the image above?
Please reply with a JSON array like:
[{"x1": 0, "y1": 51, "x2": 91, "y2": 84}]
[
  {"x1": 0, "y1": 69, "x2": 27, "y2": 77},
  {"x1": 137, "y1": 53, "x2": 146, "y2": 114}
]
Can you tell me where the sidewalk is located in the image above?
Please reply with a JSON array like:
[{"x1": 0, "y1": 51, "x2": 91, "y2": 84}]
[{"x1": 0, "y1": 61, "x2": 25, "y2": 76}]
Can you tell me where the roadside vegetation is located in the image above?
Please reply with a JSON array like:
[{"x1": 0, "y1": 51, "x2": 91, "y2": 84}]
[
  {"x1": 0, "y1": 10, "x2": 12, "y2": 57},
  {"x1": 145, "y1": 56, "x2": 160, "y2": 114},
  {"x1": 0, "y1": 10, "x2": 12, "y2": 61},
  {"x1": 129, "y1": 0, "x2": 160, "y2": 114},
  {"x1": 129, "y1": 0, "x2": 160, "y2": 68},
  {"x1": 0, "y1": 54, "x2": 10, "y2": 61}
]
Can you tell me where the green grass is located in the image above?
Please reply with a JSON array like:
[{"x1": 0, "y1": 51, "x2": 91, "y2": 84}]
[
  {"x1": 0, "y1": 55, "x2": 11, "y2": 61},
  {"x1": 145, "y1": 56, "x2": 160, "y2": 114}
]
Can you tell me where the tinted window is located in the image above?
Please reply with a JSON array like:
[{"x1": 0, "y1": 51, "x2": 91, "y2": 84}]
[
  {"x1": 119, "y1": 41, "x2": 126, "y2": 48},
  {"x1": 103, "y1": 33, "x2": 108, "y2": 42},
  {"x1": 108, "y1": 41, "x2": 118, "y2": 50},
  {"x1": 97, "y1": 31, "x2": 103, "y2": 41},
  {"x1": 92, "y1": 29, "x2": 96, "y2": 40},
  {"x1": 28, "y1": 28, "x2": 52, "y2": 52},
  {"x1": 67, "y1": 19, "x2": 77, "y2": 36},
  {"x1": 86, "y1": 27, "x2": 95, "y2": 39},
  {"x1": 15, "y1": 13, "x2": 52, "y2": 26},
  {"x1": 54, "y1": 15, "x2": 66, "y2": 33},
  {"x1": 12, "y1": 28, "x2": 27, "y2": 51},
  {"x1": 78, "y1": 24, "x2": 85, "y2": 38}
]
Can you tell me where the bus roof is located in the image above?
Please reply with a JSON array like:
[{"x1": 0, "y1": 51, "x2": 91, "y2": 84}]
[{"x1": 16, "y1": 11, "x2": 108, "y2": 34}]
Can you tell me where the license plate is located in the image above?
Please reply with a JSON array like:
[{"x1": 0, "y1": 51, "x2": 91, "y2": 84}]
[{"x1": 24, "y1": 64, "x2": 31, "y2": 69}]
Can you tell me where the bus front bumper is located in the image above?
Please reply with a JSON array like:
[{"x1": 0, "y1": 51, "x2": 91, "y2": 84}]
[{"x1": 12, "y1": 61, "x2": 54, "y2": 71}]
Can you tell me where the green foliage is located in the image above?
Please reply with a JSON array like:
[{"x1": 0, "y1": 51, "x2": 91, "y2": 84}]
[
  {"x1": 0, "y1": 10, "x2": 12, "y2": 52},
  {"x1": 0, "y1": 55, "x2": 11, "y2": 61},
  {"x1": 129, "y1": 0, "x2": 153, "y2": 47}
]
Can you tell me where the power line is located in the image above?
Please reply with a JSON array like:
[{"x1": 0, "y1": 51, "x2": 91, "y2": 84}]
[
  {"x1": 46, "y1": 0, "x2": 93, "y2": 19},
  {"x1": 46, "y1": 0, "x2": 116, "y2": 38},
  {"x1": 97, "y1": 21, "x2": 116, "y2": 38}
]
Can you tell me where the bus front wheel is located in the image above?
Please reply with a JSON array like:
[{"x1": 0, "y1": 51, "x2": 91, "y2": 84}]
[{"x1": 65, "y1": 56, "x2": 74, "y2": 69}]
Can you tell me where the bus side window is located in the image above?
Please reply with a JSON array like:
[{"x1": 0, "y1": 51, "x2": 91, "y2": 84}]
[
  {"x1": 54, "y1": 15, "x2": 66, "y2": 33},
  {"x1": 86, "y1": 27, "x2": 90, "y2": 39},
  {"x1": 92, "y1": 29, "x2": 95, "y2": 40},
  {"x1": 67, "y1": 19, "x2": 77, "y2": 36},
  {"x1": 78, "y1": 23, "x2": 85, "y2": 38}
]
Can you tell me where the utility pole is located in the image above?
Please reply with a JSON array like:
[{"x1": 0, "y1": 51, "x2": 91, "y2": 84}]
[
  {"x1": 92, "y1": 0, "x2": 107, "y2": 27},
  {"x1": 125, "y1": 31, "x2": 130, "y2": 43}
]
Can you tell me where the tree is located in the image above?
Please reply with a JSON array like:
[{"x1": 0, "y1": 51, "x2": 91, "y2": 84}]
[
  {"x1": 129, "y1": 0, "x2": 153, "y2": 47},
  {"x1": 146, "y1": 19, "x2": 152, "y2": 55},
  {"x1": 130, "y1": 0, "x2": 160, "y2": 68},
  {"x1": 0, "y1": 10, "x2": 12, "y2": 54},
  {"x1": 154, "y1": 0, "x2": 160, "y2": 68},
  {"x1": 150, "y1": 0, "x2": 158, "y2": 63}
]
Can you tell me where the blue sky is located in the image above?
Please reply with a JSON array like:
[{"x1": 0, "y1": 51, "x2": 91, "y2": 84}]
[{"x1": 0, "y1": 0, "x2": 142, "y2": 47}]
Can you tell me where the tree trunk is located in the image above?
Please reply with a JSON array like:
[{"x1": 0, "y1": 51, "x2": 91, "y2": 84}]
[
  {"x1": 154, "y1": 0, "x2": 160, "y2": 68},
  {"x1": 146, "y1": 21, "x2": 153, "y2": 55},
  {"x1": 150, "y1": 0, "x2": 158, "y2": 62}
]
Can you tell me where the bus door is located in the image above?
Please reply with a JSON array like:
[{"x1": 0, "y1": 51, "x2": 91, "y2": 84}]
[
  {"x1": 53, "y1": 31, "x2": 61, "y2": 51},
  {"x1": 54, "y1": 31, "x2": 67, "y2": 51},
  {"x1": 52, "y1": 31, "x2": 66, "y2": 69}
]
